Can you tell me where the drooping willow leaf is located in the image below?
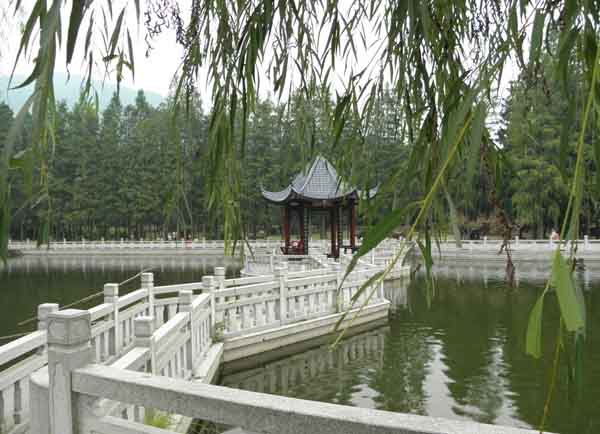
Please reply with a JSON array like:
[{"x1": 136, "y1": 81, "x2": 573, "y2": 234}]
[
  {"x1": 526, "y1": 292, "x2": 546, "y2": 359},
  {"x1": 552, "y1": 250, "x2": 584, "y2": 332}
]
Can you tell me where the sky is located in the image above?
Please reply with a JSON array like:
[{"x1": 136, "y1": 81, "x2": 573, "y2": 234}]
[
  {"x1": 0, "y1": 0, "x2": 186, "y2": 97},
  {"x1": 0, "y1": 0, "x2": 521, "y2": 115}
]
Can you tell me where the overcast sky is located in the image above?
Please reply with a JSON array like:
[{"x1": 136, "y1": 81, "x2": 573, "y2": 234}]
[{"x1": 0, "y1": 0, "x2": 189, "y2": 97}]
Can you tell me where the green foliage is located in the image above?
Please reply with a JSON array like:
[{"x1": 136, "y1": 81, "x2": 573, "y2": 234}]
[
  {"x1": 552, "y1": 251, "x2": 585, "y2": 332},
  {"x1": 143, "y1": 409, "x2": 172, "y2": 429},
  {"x1": 526, "y1": 291, "x2": 546, "y2": 359}
]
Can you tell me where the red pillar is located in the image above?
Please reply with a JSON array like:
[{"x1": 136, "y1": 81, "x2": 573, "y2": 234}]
[
  {"x1": 283, "y1": 205, "x2": 290, "y2": 254},
  {"x1": 299, "y1": 206, "x2": 305, "y2": 253},
  {"x1": 350, "y1": 202, "x2": 357, "y2": 251},
  {"x1": 330, "y1": 207, "x2": 337, "y2": 258}
]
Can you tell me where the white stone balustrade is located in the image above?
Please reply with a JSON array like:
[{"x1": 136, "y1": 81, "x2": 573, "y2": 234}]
[{"x1": 0, "y1": 241, "x2": 414, "y2": 434}]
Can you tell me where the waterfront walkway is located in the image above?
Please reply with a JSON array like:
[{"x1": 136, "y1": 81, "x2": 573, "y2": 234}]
[{"x1": 0, "y1": 242, "x2": 550, "y2": 434}]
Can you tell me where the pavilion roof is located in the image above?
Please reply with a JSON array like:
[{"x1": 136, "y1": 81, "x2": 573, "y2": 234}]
[{"x1": 261, "y1": 155, "x2": 378, "y2": 204}]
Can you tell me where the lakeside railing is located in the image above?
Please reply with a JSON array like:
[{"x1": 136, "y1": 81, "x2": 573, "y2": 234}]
[
  {"x1": 436, "y1": 236, "x2": 600, "y2": 250},
  {"x1": 7, "y1": 236, "x2": 600, "y2": 257},
  {"x1": 6, "y1": 238, "x2": 284, "y2": 251}
]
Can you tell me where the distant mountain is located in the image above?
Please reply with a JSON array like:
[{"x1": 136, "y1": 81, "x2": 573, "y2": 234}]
[{"x1": 0, "y1": 72, "x2": 164, "y2": 112}]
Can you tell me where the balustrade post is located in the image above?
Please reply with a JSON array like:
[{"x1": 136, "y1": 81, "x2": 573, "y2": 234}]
[
  {"x1": 38, "y1": 303, "x2": 59, "y2": 332},
  {"x1": 46, "y1": 309, "x2": 93, "y2": 434},
  {"x1": 141, "y1": 272, "x2": 155, "y2": 320},
  {"x1": 134, "y1": 316, "x2": 155, "y2": 374},
  {"x1": 37, "y1": 303, "x2": 59, "y2": 355},
  {"x1": 178, "y1": 290, "x2": 194, "y2": 373},
  {"x1": 214, "y1": 267, "x2": 226, "y2": 289},
  {"x1": 333, "y1": 263, "x2": 343, "y2": 312},
  {"x1": 202, "y1": 276, "x2": 216, "y2": 328},
  {"x1": 515, "y1": 236, "x2": 519, "y2": 248},
  {"x1": 584, "y1": 235, "x2": 589, "y2": 251},
  {"x1": 103, "y1": 283, "x2": 120, "y2": 357},
  {"x1": 275, "y1": 266, "x2": 288, "y2": 325},
  {"x1": 483, "y1": 236, "x2": 488, "y2": 246}
]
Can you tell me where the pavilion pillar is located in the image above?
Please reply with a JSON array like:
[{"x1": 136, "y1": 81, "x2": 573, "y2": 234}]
[
  {"x1": 303, "y1": 207, "x2": 310, "y2": 254},
  {"x1": 330, "y1": 208, "x2": 337, "y2": 258},
  {"x1": 350, "y1": 201, "x2": 357, "y2": 251},
  {"x1": 299, "y1": 206, "x2": 305, "y2": 254},
  {"x1": 283, "y1": 205, "x2": 290, "y2": 254}
]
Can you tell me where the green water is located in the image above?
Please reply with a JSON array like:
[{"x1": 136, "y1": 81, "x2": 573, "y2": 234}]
[
  {"x1": 221, "y1": 264, "x2": 600, "y2": 434},
  {"x1": 0, "y1": 255, "x2": 240, "y2": 339}
]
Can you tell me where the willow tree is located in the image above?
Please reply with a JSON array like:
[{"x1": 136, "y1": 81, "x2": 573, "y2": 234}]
[{"x1": 3, "y1": 0, "x2": 600, "y2": 428}]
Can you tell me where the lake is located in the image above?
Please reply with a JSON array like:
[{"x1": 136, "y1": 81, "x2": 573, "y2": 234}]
[{"x1": 1, "y1": 255, "x2": 598, "y2": 434}]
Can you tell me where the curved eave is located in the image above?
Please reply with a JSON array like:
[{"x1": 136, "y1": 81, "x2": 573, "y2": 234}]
[
  {"x1": 357, "y1": 185, "x2": 379, "y2": 200},
  {"x1": 261, "y1": 186, "x2": 294, "y2": 204},
  {"x1": 262, "y1": 183, "x2": 378, "y2": 204}
]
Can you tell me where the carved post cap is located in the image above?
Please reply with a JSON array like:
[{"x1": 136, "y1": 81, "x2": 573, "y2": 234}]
[
  {"x1": 134, "y1": 316, "x2": 155, "y2": 338},
  {"x1": 178, "y1": 289, "x2": 193, "y2": 305},
  {"x1": 141, "y1": 272, "x2": 154, "y2": 286},
  {"x1": 202, "y1": 275, "x2": 215, "y2": 289},
  {"x1": 38, "y1": 303, "x2": 59, "y2": 321},
  {"x1": 46, "y1": 309, "x2": 91, "y2": 346},
  {"x1": 103, "y1": 283, "x2": 119, "y2": 298}
]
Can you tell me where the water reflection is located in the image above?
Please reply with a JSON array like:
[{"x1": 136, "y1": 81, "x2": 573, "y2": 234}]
[
  {"x1": 433, "y1": 259, "x2": 599, "y2": 291},
  {"x1": 221, "y1": 267, "x2": 600, "y2": 434},
  {"x1": 221, "y1": 327, "x2": 387, "y2": 406},
  {"x1": 1, "y1": 254, "x2": 239, "y2": 274}
]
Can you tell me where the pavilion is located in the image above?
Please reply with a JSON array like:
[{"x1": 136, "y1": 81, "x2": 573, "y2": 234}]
[{"x1": 261, "y1": 155, "x2": 377, "y2": 258}]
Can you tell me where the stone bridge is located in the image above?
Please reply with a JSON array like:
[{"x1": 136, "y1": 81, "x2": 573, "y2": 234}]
[{"x1": 0, "y1": 245, "x2": 551, "y2": 434}]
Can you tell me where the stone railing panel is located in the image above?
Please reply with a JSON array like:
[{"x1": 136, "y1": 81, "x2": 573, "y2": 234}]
[{"x1": 68, "y1": 364, "x2": 546, "y2": 434}]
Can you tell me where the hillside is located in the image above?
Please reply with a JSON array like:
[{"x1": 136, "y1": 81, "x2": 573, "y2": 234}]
[{"x1": 0, "y1": 72, "x2": 164, "y2": 112}]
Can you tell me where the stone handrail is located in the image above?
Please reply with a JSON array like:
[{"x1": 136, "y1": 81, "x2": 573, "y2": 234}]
[
  {"x1": 35, "y1": 358, "x2": 547, "y2": 434},
  {"x1": 0, "y1": 330, "x2": 47, "y2": 434}
]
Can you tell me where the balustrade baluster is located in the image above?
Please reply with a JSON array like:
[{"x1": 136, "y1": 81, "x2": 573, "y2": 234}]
[
  {"x1": 275, "y1": 266, "x2": 288, "y2": 325},
  {"x1": 178, "y1": 290, "x2": 194, "y2": 374},
  {"x1": 103, "y1": 283, "x2": 119, "y2": 358}
]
